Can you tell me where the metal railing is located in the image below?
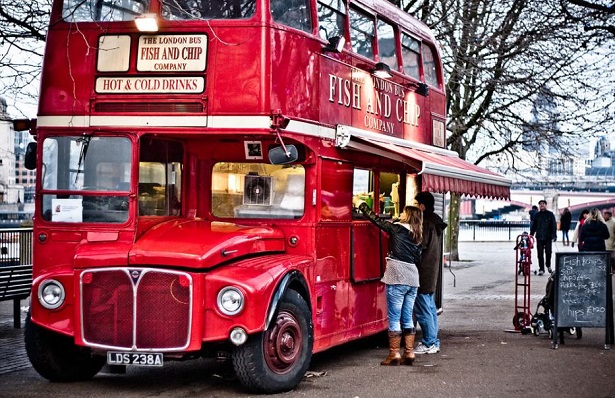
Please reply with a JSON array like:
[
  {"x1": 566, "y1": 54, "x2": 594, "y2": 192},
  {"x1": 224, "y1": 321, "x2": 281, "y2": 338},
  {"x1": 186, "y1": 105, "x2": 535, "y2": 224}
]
[
  {"x1": 0, "y1": 228, "x2": 33, "y2": 266},
  {"x1": 459, "y1": 220, "x2": 576, "y2": 242}
]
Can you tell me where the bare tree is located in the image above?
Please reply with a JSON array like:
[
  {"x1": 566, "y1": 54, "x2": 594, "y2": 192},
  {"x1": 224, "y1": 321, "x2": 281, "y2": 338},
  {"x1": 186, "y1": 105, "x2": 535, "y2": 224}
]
[
  {"x1": 0, "y1": 1, "x2": 50, "y2": 117},
  {"x1": 560, "y1": 0, "x2": 615, "y2": 36},
  {"x1": 391, "y1": 0, "x2": 614, "y2": 259}
]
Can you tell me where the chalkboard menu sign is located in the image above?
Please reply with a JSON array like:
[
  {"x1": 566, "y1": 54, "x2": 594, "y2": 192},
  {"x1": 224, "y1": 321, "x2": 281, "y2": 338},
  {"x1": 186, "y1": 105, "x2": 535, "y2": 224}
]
[{"x1": 553, "y1": 252, "x2": 613, "y2": 349}]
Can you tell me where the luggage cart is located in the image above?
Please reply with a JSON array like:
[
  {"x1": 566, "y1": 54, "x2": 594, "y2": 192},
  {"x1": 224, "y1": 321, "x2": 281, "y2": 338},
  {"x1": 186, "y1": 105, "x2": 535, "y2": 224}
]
[{"x1": 512, "y1": 232, "x2": 534, "y2": 334}]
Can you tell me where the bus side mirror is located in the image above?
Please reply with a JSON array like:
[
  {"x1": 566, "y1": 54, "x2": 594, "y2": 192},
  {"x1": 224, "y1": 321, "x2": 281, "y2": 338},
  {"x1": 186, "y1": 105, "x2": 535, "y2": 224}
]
[
  {"x1": 269, "y1": 145, "x2": 298, "y2": 165},
  {"x1": 25, "y1": 142, "x2": 37, "y2": 170}
]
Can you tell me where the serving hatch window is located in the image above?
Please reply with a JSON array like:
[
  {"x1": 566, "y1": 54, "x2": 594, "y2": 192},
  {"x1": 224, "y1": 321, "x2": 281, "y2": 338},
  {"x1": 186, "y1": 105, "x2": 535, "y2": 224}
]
[
  {"x1": 212, "y1": 162, "x2": 305, "y2": 219},
  {"x1": 352, "y1": 168, "x2": 373, "y2": 218},
  {"x1": 63, "y1": 0, "x2": 150, "y2": 22}
]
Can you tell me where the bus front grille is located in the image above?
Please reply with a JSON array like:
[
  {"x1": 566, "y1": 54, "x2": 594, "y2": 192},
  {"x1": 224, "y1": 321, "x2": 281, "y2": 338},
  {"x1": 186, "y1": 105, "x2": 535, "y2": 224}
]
[{"x1": 80, "y1": 268, "x2": 193, "y2": 350}]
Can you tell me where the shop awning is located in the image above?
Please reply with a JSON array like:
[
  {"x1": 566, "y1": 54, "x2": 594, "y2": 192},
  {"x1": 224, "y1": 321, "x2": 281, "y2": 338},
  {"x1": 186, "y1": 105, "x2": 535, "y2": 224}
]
[{"x1": 336, "y1": 125, "x2": 511, "y2": 200}]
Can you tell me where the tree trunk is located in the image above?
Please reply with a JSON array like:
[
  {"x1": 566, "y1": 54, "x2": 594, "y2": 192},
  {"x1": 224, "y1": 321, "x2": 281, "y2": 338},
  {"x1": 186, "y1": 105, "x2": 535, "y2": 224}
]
[{"x1": 445, "y1": 193, "x2": 461, "y2": 261}]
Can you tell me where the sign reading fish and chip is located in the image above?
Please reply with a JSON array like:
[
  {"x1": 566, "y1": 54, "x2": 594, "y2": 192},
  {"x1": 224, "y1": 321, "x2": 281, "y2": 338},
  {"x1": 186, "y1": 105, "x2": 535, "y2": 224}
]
[{"x1": 137, "y1": 34, "x2": 208, "y2": 72}]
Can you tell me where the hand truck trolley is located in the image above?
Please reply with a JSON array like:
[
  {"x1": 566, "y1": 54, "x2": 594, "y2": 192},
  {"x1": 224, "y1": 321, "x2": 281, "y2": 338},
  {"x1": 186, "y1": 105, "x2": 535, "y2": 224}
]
[{"x1": 512, "y1": 232, "x2": 534, "y2": 334}]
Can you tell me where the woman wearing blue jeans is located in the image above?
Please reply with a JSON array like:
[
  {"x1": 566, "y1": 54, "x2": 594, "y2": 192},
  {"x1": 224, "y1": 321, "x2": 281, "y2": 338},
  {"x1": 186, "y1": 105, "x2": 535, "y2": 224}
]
[{"x1": 353, "y1": 198, "x2": 423, "y2": 366}]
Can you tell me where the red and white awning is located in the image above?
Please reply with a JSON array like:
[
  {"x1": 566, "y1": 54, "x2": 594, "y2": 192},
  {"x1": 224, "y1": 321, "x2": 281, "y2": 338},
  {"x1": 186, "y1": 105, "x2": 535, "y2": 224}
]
[{"x1": 337, "y1": 125, "x2": 511, "y2": 200}]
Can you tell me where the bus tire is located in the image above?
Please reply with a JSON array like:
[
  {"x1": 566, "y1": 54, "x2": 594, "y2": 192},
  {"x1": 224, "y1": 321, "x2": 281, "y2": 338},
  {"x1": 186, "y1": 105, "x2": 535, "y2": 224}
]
[
  {"x1": 232, "y1": 290, "x2": 313, "y2": 393},
  {"x1": 24, "y1": 313, "x2": 105, "y2": 382}
]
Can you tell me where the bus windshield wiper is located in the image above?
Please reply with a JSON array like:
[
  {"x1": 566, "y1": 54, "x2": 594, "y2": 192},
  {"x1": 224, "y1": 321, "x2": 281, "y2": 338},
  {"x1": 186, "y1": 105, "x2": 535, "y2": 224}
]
[{"x1": 75, "y1": 135, "x2": 92, "y2": 184}]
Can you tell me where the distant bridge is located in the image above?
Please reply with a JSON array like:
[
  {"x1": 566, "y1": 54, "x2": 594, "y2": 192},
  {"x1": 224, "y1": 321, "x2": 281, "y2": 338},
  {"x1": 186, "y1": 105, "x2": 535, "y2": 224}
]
[{"x1": 469, "y1": 190, "x2": 615, "y2": 220}]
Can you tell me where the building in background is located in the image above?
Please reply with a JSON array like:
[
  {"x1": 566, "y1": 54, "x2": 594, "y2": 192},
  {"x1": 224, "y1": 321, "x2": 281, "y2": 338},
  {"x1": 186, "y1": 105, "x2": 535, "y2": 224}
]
[{"x1": 0, "y1": 96, "x2": 34, "y2": 227}]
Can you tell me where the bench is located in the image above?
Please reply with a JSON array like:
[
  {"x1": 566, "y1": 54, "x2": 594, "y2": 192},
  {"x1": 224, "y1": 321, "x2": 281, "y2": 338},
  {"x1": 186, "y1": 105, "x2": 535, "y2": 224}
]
[{"x1": 0, "y1": 263, "x2": 32, "y2": 328}]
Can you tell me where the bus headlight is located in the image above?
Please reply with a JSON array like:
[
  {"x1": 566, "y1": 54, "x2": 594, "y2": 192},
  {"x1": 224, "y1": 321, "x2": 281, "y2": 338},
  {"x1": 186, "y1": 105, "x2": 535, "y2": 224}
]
[
  {"x1": 217, "y1": 287, "x2": 244, "y2": 316},
  {"x1": 38, "y1": 280, "x2": 66, "y2": 309}
]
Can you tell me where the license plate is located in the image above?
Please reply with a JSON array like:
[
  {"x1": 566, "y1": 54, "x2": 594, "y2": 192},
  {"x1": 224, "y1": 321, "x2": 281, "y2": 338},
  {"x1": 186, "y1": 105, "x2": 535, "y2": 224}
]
[{"x1": 107, "y1": 351, "x2": 163, "y2": 367}]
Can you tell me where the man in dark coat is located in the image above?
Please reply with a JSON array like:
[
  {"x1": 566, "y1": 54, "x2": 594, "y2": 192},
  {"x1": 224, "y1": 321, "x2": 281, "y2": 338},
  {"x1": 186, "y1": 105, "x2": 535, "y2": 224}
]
[
  {"x1": 413, "y1": 192, "x2": 447, "y2": 354},
  {"x1": 530, "y1": 200, "x2": 557, "y2": 275}
]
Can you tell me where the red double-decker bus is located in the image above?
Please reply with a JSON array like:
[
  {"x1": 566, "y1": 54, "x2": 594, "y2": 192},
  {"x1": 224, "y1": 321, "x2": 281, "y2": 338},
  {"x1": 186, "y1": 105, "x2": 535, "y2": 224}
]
[{"x1": 21, "y1": 0, "x2": 510, "y2": 393}]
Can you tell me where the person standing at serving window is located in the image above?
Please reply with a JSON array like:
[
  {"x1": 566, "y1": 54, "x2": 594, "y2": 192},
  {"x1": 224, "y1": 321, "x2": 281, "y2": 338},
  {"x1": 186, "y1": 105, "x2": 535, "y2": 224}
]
[
  {"x1": 413, "y1": 192, "x2": 447, "y2": 355},
  {"x1": 353, "y1": 197, "x2": 423, "y2": 366}
]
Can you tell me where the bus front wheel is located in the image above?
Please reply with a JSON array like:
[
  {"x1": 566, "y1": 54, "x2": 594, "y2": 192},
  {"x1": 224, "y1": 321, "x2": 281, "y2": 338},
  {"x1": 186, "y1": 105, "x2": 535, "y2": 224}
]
[
  {"x1": 232, "y1": 290, "x2": 313, "y2": 393},
  {"x1": 24, "y1": 313, "x2": 105, "y2": 382}
]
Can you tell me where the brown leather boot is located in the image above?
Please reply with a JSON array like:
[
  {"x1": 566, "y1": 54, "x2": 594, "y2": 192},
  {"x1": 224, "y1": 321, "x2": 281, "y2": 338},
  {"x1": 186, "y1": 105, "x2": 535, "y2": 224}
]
[
  {"x1": 381, "y1": 331, "x2": 402, "y2": 366},
  {"x1": 401, "y1": 330, "x2": 416, "y2": 366}
]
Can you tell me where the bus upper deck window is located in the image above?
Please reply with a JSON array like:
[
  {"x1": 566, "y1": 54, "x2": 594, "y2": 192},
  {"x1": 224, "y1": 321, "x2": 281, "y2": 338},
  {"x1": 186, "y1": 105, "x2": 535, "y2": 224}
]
[
  {"x1": 423, "y1": 45, "x2": 440, "y2": 88},
  {"x1": 62, "y1": 0, "x2": 150, "y2": 22},
  {"x1": 317, "y1": 0, "x2": 346, "y2": 41},
  {"x1": 161, "y1": 0, "x2": 255, "y2": 20},
  {"x1": 377, "y1": 20, "x2": 397, "y2": 72},
  {"x1": 401, "y1": 33, "x2": 420, "y2": 80},
  {"x1": 271, "y1": 0, "x2": 312, "y2": 32},
  {"x1": 349, "y1": 8, "x2": 375, "y2": 59}
]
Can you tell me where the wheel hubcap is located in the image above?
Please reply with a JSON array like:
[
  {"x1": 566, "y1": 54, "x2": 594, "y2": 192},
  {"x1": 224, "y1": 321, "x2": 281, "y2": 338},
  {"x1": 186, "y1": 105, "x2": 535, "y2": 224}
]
[{"x1": 264, "y1": 310, "x2": 302, "y2": 374}]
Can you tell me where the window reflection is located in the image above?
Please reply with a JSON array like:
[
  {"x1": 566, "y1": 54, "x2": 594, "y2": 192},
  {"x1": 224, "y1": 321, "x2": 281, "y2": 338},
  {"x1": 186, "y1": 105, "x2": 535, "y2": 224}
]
[
  {"x1": 161, "y1": 0, "x2": 255, "y2": 20},
  {"x1": 349, "y1": 8, "x2": 374, "y2": 59},
  {"x1": 63, "y1": 0, "x2": 149, "y2": 22},
  {"x1": 401, "y1": 33, "x2": 420, "y2": 80},
  {"x1": 318, "y1": 0, "x2": 346, "y2": 41},
  {"x1": 271, "y1": 0, "x2": 311, "y2": 32},
  {"x1": 423, "y1": 45, "x2": 439, "y2": 87},
  {"x1": 377, "y1": 20, "x2": 397, "y2": 71}
]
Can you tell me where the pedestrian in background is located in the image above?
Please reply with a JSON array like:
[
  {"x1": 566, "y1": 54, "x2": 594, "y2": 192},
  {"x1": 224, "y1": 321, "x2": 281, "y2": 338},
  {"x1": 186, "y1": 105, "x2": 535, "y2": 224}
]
[
  {"x1": 353, "y1": 198, "x2": 423, "y2": 366},
  {"x1": 529, "y1": 205, "x2": 538, "y2": 225},
  {"x1": 559, "y1": 208, "x2": 572, "y2": 246},
  {"x1": 579, "y1": 208, "x2": 609, "y2": 251},
  {"x1": 529, "y1": 200, "x2": 557, "y2": 275},
  {"x1": 602, "y1": 210, "x2": 615, "y2": 250},
  {"x1": 571, "y1": 209, "x2": 589, "y2": 250},
  {"x1": 413, "y1": 192, "x2": 447, "y2": 355}
]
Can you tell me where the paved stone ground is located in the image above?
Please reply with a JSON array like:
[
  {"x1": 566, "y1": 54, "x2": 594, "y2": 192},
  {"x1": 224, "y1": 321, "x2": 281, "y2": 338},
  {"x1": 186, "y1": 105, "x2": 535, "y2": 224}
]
[{"x1": 0, "y1": 299, "x2": 30, "y2": 375}]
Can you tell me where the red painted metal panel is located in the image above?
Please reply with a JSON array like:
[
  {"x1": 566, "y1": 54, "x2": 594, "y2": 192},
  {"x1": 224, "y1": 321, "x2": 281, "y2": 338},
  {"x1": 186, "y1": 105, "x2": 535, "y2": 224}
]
[{"x1": 351, "y1": 222, "x2": 382, "y2": 282}]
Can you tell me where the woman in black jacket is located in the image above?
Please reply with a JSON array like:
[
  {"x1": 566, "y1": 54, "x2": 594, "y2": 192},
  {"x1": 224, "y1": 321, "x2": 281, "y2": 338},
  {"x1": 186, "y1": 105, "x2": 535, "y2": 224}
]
[
  {"x1": 579, "y1": 208, "x2": 610, "y2": 252},
  {"x1": 559, "y1": 208, "x2": 572, "y2": 246},
  {"x1": 353, "y1": 197, "x2": 422, "y2": 366}
]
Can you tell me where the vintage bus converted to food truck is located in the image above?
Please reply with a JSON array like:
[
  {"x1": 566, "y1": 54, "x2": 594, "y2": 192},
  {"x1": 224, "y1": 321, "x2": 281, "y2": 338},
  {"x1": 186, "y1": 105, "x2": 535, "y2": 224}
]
[{"x1": 20, "y1": 0, "x2": 510, "y2": 393}]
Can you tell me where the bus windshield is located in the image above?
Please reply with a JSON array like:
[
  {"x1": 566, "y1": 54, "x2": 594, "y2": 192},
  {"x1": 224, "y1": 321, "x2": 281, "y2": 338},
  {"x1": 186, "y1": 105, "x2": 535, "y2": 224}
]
[
  {"x1": 161, "y1": 0, "x2": 256, "y2": 20},
  {"x1": 62, "y1": 0, "x2": 150, "y2": 22},
  {"x1": 40, "y1": 136, "x2": 132, "y2": 224}
]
